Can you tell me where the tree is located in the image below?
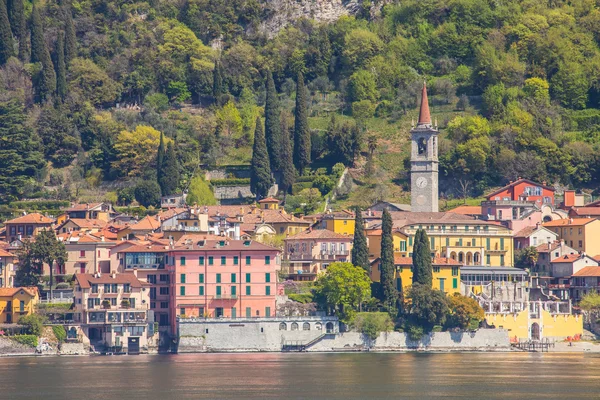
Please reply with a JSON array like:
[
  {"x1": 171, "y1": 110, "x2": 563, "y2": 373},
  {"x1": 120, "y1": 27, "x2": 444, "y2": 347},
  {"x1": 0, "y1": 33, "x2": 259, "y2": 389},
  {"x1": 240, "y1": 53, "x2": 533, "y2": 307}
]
[
  {"x1": 250, "y1": 116, "x2": 272, "y2": 199},
  {"x1": 264, "y1": 71, "x2": 281, "y2": 171},
  {"x1": 212, "y1": 58, "x2": 223, "y2": 103},
  {"x1": 407, "y1": 283, "x2": 448, "y2": 330},
  {"x1": 352, "y1": 312, "x2": 394, "y2": 341},
  {"x1": 186, "y1": 175, "x2": 216, "y2": 205},
  {"x1": 31, "y1": 3, "x2": 56, "y2": 102},
  {"x1": 36, "y1": 103, "x2": 80, "y2": 167},
  {"x1": 113, "y1": 125, "x2": 166, "y2": 177},
  {"x1": 156, "y1": 132, "x2": 165, "y2": 186},
  {"x1": 446, "y1": 293, "x2": 485, "y2": 330},
  {"x1": 158, "y1": 142, "x2": 180, "y2": 195},
  {"x1": 380, "y1": 209, "x2": 398, "y2": 308},
  {"x1": 216, "y1": 101, "x2": 242, "y2": 137},
  {"x1": 134, "y1": 181, "x2": 161, "y2": 207},
  {"x1": 515, "y1": 246, "x2": 538, "y2": 271},
  {"x1": 63, "y1": 3, "x2": 77, "y2": 65},
  {"x1": 68, "y1": 58, "x2": 121, "y2": 106},
  {"x1": 0, "y1": 0, "x2": 15, "y2": 65},
  {"x1": 33, "y1": 229, "x2": 67, "y2": 301},
  {"x1": 412, "y1": 229, "x2": 433, "y2": 287},
  {"x1": 0, "y1": 98, "x2": 45, "y2": 203},
  {"x1": 15, "y1": 240, "x2": 42, "y2": 287},
  {"x1": 293, "y1": 72, "x2": 311, "y2": 174},
  {"x1": 351, "y1": 207, "x2": 369, "y2": 272},
  {"x1": 55, "y1": 31, "x2": 67, "y2": 100},
  {"x1": 7, "y1": 0, "x2": 24, "y2": 39},
  {"x1": 18, "y1": 314, "x2": 46, "y2": 336},
  {"x1": 279, "y1": 121, "x2": 295, "y2": 200},
  {"x1": 349, "y1": 70, "x2": 377, "y2": 102},
  {"x1": 579, "y1": 291, "x2": 600, "y2": 325},
  {"x1": 313, "y1": 262, "x2": 372, "y2": 322}
]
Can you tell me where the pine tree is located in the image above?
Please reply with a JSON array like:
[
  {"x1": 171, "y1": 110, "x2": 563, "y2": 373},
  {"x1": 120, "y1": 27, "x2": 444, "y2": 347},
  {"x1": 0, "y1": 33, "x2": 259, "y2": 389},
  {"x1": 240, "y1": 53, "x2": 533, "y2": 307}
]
[
  {"x1": 31, "y1": 3, "x2": 56, "y2": 102},
  {"x1": 17, "y1": 12, "x2": 27, "y2": 62},
  {"x1": 156, "y1": 131, "x2": 165, "y2": 184},
  {"x1": 351, "y1": 207, "x2": 369, "y2": 272},
  {"x1": 412, "y1": 228, "x2": 433, "y2": 287},
  {"x1": 279, "y1": 117, "x2": 295, "y2": 200},
  {"x1": 0, "y1": 0, "x2": 15, "y2": 65},
  {"x1": 159, "y1": 142, "x2": 180, "y2": 196},
  {"x1": 264, "y1": 70, "x2": 281, "y2": 171},
  {"x1": 380, "y1": 209, "x2": 398, "y2": 308},
  {"x1": 250, "y1": 116, "x2": 273, "y2": 200},
  {"x1": 63, "y1": 3, "x2": 76, "y2": 66},
  {"x1": 212, "y1": 59, "x2": 223, "y2": 103},
  {"x1": 55, "y1": 30, "x2": 67, "y2": 100},
  {"x1": 293, "y1": 72, "x2": 311, "y2": 174},
  {"x1": 7, "y1": 0, "x2": 23, "y2": 39}
]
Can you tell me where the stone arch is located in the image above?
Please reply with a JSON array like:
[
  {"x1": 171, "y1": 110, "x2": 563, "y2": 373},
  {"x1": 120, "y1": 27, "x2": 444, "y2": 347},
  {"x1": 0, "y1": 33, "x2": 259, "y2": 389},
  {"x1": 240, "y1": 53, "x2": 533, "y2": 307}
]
[
  {"x1": 315, "y1": 322, "x2": 322, "y2": 330},
  {"x1": 531, "y1": 322, "x2": 540, "y2": 341},
  {"x1": 474, "y1": 252, "x2": 480, "y2": 265},
  {"x1": 466, "y1": 252, "x2": 473, "y2": 266},
  {"x1": 303, "y1": 322, "x2": 310, "y2": 331},
  {"x1": 291, "y1": 322, "x2": 299, "y2": 331},
  {"x1": 450, "y1": 252, "x2": 457, "y2": 261},
  {"x1": 326, "y1": 322, "x2": 334, "y2": 333},
  {"x1": 279, "y1": 322, "x2": 287, "y2": 331},
  {"x1": 458, "y1": 252, "x2": 464, "y2": 263}
]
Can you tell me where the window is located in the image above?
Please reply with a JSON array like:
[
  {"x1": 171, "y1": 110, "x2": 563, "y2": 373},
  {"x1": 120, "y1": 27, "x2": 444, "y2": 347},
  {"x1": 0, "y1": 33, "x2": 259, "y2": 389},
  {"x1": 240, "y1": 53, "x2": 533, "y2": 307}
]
[
  {"x1": 458, "y1": 238, "x2": 463, "y2": 246},
  {"x1": 104, "y1": 284, "x2": 110, "y2": 293},
  {"x1": 180, "y1": 257, "x2": 186, "y2": 266},
  {"x1": 246, "y1": 307, "x2": 251, "y2": 318},
  {"x1": 486, "y1": 254, "x2": 491, "y2": 265},
  {"x1": 180, "y1": 308, "x2": 185, "y2": 316},
  {"x1": 110, "y1": 298, "x2": 117, "y2": 306},
  {"x1": 453, "y1": 278, "x2": 458, "y2": 289},
  {"x1": 246, "y1": 256, "x2": 251, "y2": 265},
  {"x1": 199, "y1": 273, "x2": 204, "y2": 283},
  {"x1": 19, "y1": 300, "x2": 25, "y2": 312},
  {"x1": 148, "y1": 275, "x2": 156, "y2": 284},
  {"x1": 265, "y1": 273, "x2": 271, "y2": 283},
  {"x1": 180, "y1": 274, "x2": 186, "y2": 283},
  {"x1": 579, "y1": 240, "x2": 583, "y2": 248},
  {"x1": 199, "y1": 286, "x2": 204, "y2": 295},
  {"x1": 452, "y1": 267, "x2": 459, "y2": 276},
  {"x1": 279, "y1": 323, "x2": 287, "y2": 330},
  {"x1": 199, "y1": 256, "x2": 204, "y2": 265},
  {"x1": 91, "y1": 284, "x2": 98, "y2": 293},
  {"x1": 445, "y1": 238, "x2": 449, "y2": 247},
  {"x1": 265, "y1": 256, "x2": 271, "y2": 265},
  {"x1": 430, "y1": 237, "x2": 435, "y2": 248},
  {"x1": 232, "y1": 307, "x2": 237, "y2": 319},
  {"x1": 160, "y1": 287, "x2": 169, "y2": 295},
  {"x1": 500, "y1": 238, "x2": 504, "y2": 250},
  {"x1": 231, "y1": 273, "x2": 236, "y2": 283},
  {"x1": 246, "y1": 273, "x2": 251, "y2": 283},
  {"x1": 266, "y1": 307, "x2": 271, "y2": 317},
  {"x1": 160, "y1": 302, "x2": 168, "y2": 309},
  {"x1": 221, "y1": 256, "x2": 226, "y2": 265},
  {"x1": 180, "y1": 286, "x2": 185, "y2": 296},
  {"x1": 159, "y1": 274, "x2": 169, "y2": 283},
  {"x1": 500, "y1": 255, "x2": 505, "y2": 266},
  {"x1": 216, "y1": 273, "x2": 221, "y2": 283},
  {"x1": 216, "y1": 286, "x2": 221, "y2": 297},
  {"x1": 231, "y1": 286, "x2": 237, "y2": 297},
  {"x1": 400, "y1": 241, "x2": 407, "y2": 252},
  {"x1": 233, "y1": 256, "x2": 239, "y2": 265},
  {"x1": 266, "y1": 286, "x2": 271, "y2": 295},
  {"x1": 80, "y1": 250, "x2": 85, "y2": 258},
  {"x1": 246, "y1": 286, "x2": 251, "y2": 295},
  {"x1": 486, "y1": 238, "x2": 490, "y2": 250},
  {"x1": 433, "y1": 266, "x2": 440, "y2": 273},
  {"x1": 150, "y1": 287, "x2": 156, "y2": 300},
  {"x1": 409, "y1": 237, "x2": 413, "y2": 246},
  {"x1": 208, "y1": 256, "x2": 214, "y2": 265},
  {"x1": 472, "y1": 238, "x2": 476, "y2": 247}
]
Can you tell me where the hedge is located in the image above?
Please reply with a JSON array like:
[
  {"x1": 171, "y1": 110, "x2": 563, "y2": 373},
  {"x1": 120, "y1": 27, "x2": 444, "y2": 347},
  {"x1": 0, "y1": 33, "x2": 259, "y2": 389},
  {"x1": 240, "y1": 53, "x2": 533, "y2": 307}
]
[
  {"x1": 210, "y1": 178, "x2": 251, "y2": 186},
  {"x1": 52, "y1": 326, "x2": 67, "y2": 343},
  {"x1": 296, "y1": 176, "x2": 317, "y2": 183},
  {"x1": 291, "y1": 182, "x2": 314, "y2": 195},
  {"x1": 10, "y1": 335, "x2": 38, "y2": 347},
  {"x1": 10, "y1": 200, "x2": 70, "y2": 210}
]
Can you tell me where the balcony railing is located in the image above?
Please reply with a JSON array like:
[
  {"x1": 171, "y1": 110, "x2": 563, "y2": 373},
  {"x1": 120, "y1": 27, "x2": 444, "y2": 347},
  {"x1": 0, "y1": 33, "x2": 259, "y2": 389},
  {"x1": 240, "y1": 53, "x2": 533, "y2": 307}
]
[
  {"x1": 213, "y1": 294, "x2": 237, "y2": 300},
  {"x1": 285, "y1": 252, "x2": 349, "y2": 261},
  {"x1": 283, "y1": 266, "x2": 318, "y2": 275}
]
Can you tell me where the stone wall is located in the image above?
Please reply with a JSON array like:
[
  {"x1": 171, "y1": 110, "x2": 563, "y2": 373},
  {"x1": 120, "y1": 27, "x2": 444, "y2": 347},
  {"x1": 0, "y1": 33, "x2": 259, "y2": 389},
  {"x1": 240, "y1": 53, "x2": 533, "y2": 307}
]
[
  {"x1": 177, "y1": 318, "x2": 510, "y2": 352},
  {"x1": 59, "y1": 342, "x2": 87, "y2": 355},
  {"x1": 0, "y1": 337, "x2": 37, "y2": 356}
]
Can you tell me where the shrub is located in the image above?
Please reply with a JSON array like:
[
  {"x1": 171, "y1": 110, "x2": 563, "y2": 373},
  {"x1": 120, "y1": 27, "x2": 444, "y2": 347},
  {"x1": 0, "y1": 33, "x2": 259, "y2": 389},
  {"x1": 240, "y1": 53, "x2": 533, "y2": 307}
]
[
  {"x1": 10, "y1": 335, "x2": 38, "y2": 347},
  {"x1": 353, "y1": 312, "x2": 394, "y2": 341},
  {"x1": 18, "y1": 314, "x2": 46, "y2": 336},
  {"x1": 312, "y1": 175, "x2": 335, "y2": 194},
  {"x1": 209, "y1": 178, "x2": 251, "y2": 186},
  {"x1": 407, "y1": 324, "x2": 425, "y2": 341},
  {"x1": 55, "y1": 282, "x2": 70, "y2": 290},
  {"x1": 288, "y1": 293, "x2": 314, "y2": 304},
  {"x1": 134, "y1": 181, "x2": 161, "y2": 207},
  {"x1": 52, "y1": 325, "x2": 67, "y2": 343}
]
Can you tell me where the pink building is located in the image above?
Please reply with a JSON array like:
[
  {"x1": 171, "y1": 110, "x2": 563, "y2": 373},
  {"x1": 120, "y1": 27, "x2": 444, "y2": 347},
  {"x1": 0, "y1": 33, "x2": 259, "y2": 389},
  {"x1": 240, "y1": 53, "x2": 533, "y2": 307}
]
[{"x1": 168, "y1": 239, "x2": 280, "y2": 332}]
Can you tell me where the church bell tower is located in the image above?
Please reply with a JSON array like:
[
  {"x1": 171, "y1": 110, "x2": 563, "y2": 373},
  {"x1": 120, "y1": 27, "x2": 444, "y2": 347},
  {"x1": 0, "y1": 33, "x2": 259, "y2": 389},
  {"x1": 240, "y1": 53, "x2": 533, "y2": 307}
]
[{"x1": 410, "y1": 82, "x2": 439, "y2": 213}]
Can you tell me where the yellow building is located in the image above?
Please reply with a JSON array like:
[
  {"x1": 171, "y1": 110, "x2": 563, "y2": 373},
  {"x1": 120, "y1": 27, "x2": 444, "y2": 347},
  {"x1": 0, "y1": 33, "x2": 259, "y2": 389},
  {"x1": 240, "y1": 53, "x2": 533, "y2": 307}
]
[
  {"x1": 258, "y1": 197, "x2": 280, "y2": 210},
  {"x1": 370, "y1": 255, "x2": 462, "y2": 295},
  {"x1": 543, "y1": 218, "x2": 600, "y2": 257},
  {"x1": 0, "y1": 287, "x2": 39, "y2": 324},
  {"x1": 320, "y1": 210, "x2": 355, "y2": 236},
  {"x1": 368, "y1": 216, "x2": 514, "y2": 267}
]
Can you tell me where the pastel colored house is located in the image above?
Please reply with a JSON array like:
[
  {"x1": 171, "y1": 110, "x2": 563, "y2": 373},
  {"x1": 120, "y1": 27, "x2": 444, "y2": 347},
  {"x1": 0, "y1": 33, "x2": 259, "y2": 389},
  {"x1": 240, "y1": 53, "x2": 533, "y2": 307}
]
[
  {"x1": 64, "y1": 202, "x2": 116, "y2": 221},
  {"x1": 4, "y1": 213, "x2": 54, "y2": 242},
  {"x1": 0, "y1": 287, "x2": 39, "y2": 324},
  {"x1": 316, "y1": 210, "x2": 356, "y2": 235},
  {"x1": 514, "y1": 224, "x2": 558, "y2": 250},
  {"x1": 117, "y1": 215, "x2": 162, "y2": 240},
  {"x1": 549, "y1": 253, "x2": 598, "y2": 279},
  {"x1": 570, "y1": 266, "x2": 600, "y2": 302},
  {"x1": 168, "y1": 239, "x2": 280, "y2": 333},
  {"x1": 56, "y1": 218, "x2": 107, "y2": 234},
  {"x1": 283, "y1": 229, "x2": 353, "y2": 281},
  {"x1": 484, "y1": 178, "x2": 555, "y2": 206},
  {"x1": 58, "y1": 232, "x2": 115, "y2": 275},
  {"x1": 543, "y1": 218, "x2": 600, "y2": 256},
  {"x1": 0, "y1": 249, "x2": 16, "y2": 288},
  {"x1": 534, "y1": 240, "x2": 578, "y2": 275}
]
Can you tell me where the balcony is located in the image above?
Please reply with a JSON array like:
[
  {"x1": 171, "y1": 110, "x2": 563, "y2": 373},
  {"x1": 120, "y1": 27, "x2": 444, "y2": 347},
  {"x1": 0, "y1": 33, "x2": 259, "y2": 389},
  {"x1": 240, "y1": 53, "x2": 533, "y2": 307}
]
[
  {"x1": 481, "y1": 200, "x2": 535, "y2": 207},
  {"x1": 125, "y1": 263, "x2": 165, "y2": 270},
  {"x1": 163, "y1": 225, "x2": 204, "y2": 232},
  {"x1": 283, "y1": 266, "x2": 318, "y2": 276},
  {"x1": 213, "y1": 294, "x2": 237, "y2": 300},
  {"x1": 285, "y1": 251, "x2": 349, "y2": 261}
]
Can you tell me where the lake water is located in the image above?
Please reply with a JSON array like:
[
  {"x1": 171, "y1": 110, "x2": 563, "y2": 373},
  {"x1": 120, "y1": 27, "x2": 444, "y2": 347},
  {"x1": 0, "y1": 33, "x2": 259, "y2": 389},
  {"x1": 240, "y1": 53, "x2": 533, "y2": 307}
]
[{"x1": 1, "y1": 353, "x2": 600, "y2": 399}]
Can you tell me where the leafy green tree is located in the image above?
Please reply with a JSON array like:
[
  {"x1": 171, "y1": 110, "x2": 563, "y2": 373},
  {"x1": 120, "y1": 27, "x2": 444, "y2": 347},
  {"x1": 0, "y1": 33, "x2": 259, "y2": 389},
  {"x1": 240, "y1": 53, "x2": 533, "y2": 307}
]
[
  {"x1": 33, "y1": 229, "x2": 67, "y2": 300},
  {"x1": 313, "y1": 262, "x2": 372, "y2": 322},
  {"x1": 238, "y1": 87, "x2": 259, "y2": 140},
  {"x1": 515, "y1": 246, "x2": 538, "y2": 271},
  {"x1": 0, "y1": 98, "x2": 45, "y2": 203},
  {"x1": 342, "y1": 28, "x2": 383, "y2": 70},
  {"x1": 216, "y1": 101, "x2": 243, "y2": 137},
  {"x1": 31, "y1": 3, "x2": 56, "y2": 102},
  {"x1": 0, "y1": 0, "x2": 15, "y2": 65},
  {"x1": 351, "y1": 207, "x2": 369, "y2": 272},
  {"x1": 551, "y1": 62, "x2": 589, "y2": 109},
  {"x1": 446, "y1": 294, "x2": 485, "y2": 330},
  {"x1": 349, "y1": 70, "x2": 377, "y2": 102},
  {"x1": 523, "y1": 77, "x2": 550, "y2": 106},
  {"x1": 352, "y1": 312, "x2": 393, "y2": 341},
  {"x1": 15, "y1": 240, "x2": 42, "y2": 287},
  {"x1": 113, "y1": 125, "x2": 166, "y2": 177},
  {"x1": 407, "y1": 283, "x2": 448, "y2": 330},
  {"x1": 264, "y1": 71, "x2": 281, "y2": 171},
  {"x1": 63, "y1": 3, "x2": 77, "y2": 65},
  {"x1": 250, "y1": 117, "x2": 272, "y2": 199},
  {"x1": 134, "y1": 181, "x2": 161, "y2": 207},
  {"x1": 380, "y1": 209, "x2": 398, "y2": 308},
  {"x1": 158, "y1": 142, "x2": 180, "y2": 195},
  {"x1": 186, "y1": 175, "x2": 216, "y2": 205},
  {"x1": 55, "y1": 31, "x2": 67, "y2": 100},
  {"x1": 412, "y1": 229, "x2": 433, "y2": 287},
  {"x1": 18, "y1": 314, "x2": 46, "y2": 336},
  {"x1": 68, "y1": 58, "x2": 121, "y2": 106},
  {"x1": 36, "y1": 103, "x2": 80, "y2": 167},
  {"x1": 293, "y1": 72, "x2": 310, "y2": 174}
]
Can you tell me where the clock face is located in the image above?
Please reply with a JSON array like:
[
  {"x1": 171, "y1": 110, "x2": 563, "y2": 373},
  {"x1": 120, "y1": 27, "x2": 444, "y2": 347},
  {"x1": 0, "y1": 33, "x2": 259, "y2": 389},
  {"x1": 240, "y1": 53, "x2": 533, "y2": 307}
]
[
  {"x1": 416, "y1": 195, "x2": 427, "y2": 205},
  {"x1": 416, "y1": 177, "x2": 428, "y2": 188}
]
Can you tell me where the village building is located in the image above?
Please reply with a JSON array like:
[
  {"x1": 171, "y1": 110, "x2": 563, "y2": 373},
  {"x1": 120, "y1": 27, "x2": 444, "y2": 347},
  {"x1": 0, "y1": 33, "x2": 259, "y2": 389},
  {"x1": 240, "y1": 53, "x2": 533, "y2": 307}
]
[
  {"x1": 3, "y1": 213, "x2": 54, "y2": 242},
  {"x1": 513, "y1": 223, "x2": 559, "y2": 250},
  {"x1": 0, "y1": 287, "x2": 39, "y2": 324},
  {"x1": 543, "y1": 218, "x2": 600, "y2": 257},
  {"x1": 0, "y1": 249, "x2": 16, "y2": 288}
]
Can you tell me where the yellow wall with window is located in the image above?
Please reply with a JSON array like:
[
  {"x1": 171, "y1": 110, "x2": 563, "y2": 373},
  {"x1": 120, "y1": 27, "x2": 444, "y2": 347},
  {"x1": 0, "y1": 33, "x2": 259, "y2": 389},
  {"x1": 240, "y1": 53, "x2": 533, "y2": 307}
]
[
  {"x1": 325, "y1": 218, "x2": 355, "y2": 236},
  {"x1": 370, "y1": 262, "x2": 461, "y2": 295},
  {"x1": 485, "y1": 309, "x2": 582, "y2": 341},
  {"x1": 0, "y1": 288, "x2": 39, "y2": 324}
]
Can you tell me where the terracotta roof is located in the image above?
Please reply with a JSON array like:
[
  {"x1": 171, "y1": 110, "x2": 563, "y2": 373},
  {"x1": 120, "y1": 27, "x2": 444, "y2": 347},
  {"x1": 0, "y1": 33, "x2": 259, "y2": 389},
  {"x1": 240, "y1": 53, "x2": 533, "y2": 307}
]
[
  {"x1": 74, "y1": 273, "x2": 144, "y2": 289},
  {"x1": 485, "y1": 178, "x2": 555, "y2": 199},
  {"x1": 65, "y1": 203, "x2": 103, "y2": 212},
  {"x1": 0, "y1": 287, "x2": 38, "y2": 297},
  {"x1": 551, "y1": 254, "x2": 588, "y2": 263},
  {"x1": 418, "y1": 81, "x2": 431, "y2": 125},
  {"x1": 0, "y1": 248, "x2": 14, "y2": 257},
  {"x1": 258, "y1": 197, "x2": 279, "y2": 203},
  {"x1": 514, "y1": 225, "x2": 552, "y2": 238},
  {"x1": 157, "y1": 208, "x2": 188, "y2": 220},
  {"x1": 285, "y1": 229, "x2": 351, "y2": 240},
  {"x1": 172, "y1": 239, "x2": 279, "y2": 252},
  {"x1": 117, "y1": 244, "x2": 170, "y2": 253},
  {"x1": 5, "y1": 213, "x2": 54, "y2": 224},
  {"x1": 62, "y1": 218, "x2": 107, "y2": 229},
  {"x1": 447, "y1": 205, "x2": 481, "y2": 216},
  {"x1": 572, "y1": 266, "x2": 600, "y2": 277},
  {"x1": 321, "y1": 210, "x2": 355, "y2": 220},
  {"x1": 175, "y1": 234, "x2": 226, "y2": 246},
  {"x1": 570, "y1": 207, "x2": 600, "y2": 216},
  {"x1": 129, "y1": 216, "x2": 161, "y2": 231},
  {"x1": 543, "y1": 218, "x2": 597, "y2": 227}
]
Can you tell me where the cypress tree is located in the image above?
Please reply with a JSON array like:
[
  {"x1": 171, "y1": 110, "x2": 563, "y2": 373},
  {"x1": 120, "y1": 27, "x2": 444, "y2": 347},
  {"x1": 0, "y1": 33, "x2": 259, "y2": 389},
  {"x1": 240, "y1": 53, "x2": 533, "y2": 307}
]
[
  {"x1": 156, "y1": 131, "x2": 165, "y2": 183},
  {"x1": 17, "y1": 12, "x2": 27, "y2": 62},
  {"x1": 351, "y1": 207, "x2": 369, "y2": 272},
  {"x1": 31, "y1": 3, "x2": 56, "y2": 102},
  {"x1": 55, "y1": 31, "x2": 67, "y2": 100},
  {"x1": 250, "y1": 116, "x2": 273, "y2": 200},
  {"x1": 293, "y1": 72, "x2": 311, "y2": 174},
  {"x1": 264, "y1": 70, "x2": 281, "y2": 171},
  {"x1": 212, "y1": 59, "x2": 223, "y2": 103},
  {"x1": 380, "y1": 209, "x2": 398, "y2": 308},
  {"x1": 0, "y1": 0, "x2": 15, "y2": 65},
  {"x1": 279, "y1": 117, "x2": 295, "y2": 201},
  {"x1": 7, "y1": 0, "x2": 23, "y2": 39},
  {"x1": 159, "y1": 142, "x2": 180, "y2": 196},
  {"x1": 63, "y1": 3, "x2": 76, "y2": 66},
  {"x1": 412, "y1": 228, "x2": 433, "y2": 287}
]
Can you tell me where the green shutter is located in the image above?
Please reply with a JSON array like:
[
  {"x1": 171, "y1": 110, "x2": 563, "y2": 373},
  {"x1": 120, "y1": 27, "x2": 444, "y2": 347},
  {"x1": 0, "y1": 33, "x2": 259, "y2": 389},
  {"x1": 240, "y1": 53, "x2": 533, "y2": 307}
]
[
  {"x1": 199, "y1": 256, "x2": 204, "y2": 265},
  {"x1": 265, "y1": 307, "x2": 271, "y2": 317},
  {"x1": 453, "y1": 278, "x2": 458, "y2": 289},
  {"x1": 246, "y1": 273, "x2": 251, "y2": 283},
  {"x1": 246, "y1": 286, "x2": 251, "y2": 295},
  {"x1": 486, "y1": 238, "x2": 490, "y2": 250},
  {"x1": 246, "y1": 307, "x2": 251, "y2": 318},
  {"x1": 265, "y1": 256, "x2": 270, "y2": 265},
  {"x1": 500, "y1": 238, "x2": 505, "y2": 250},
  {"x1": 180, "y1": 257, "x2": 186, "y2": 266},
  {"x1": 265, "y1": 273, "x2": 270, "y2": 283},
  {"x1": 180, "y1": 286, "x2": 185, "y2": 296},
  {"x1": 180, "y1": 274, "x2": 186, "y2": 283},
  {"x1": 266, "y1": 286, "x2": 271, "y2": 295},
  {"x1": 231, "y1": 307, "x2": 237, "y2": 319},
  {"x1": 231, "y1": 286, "x2": 236, "y2": 296},
  {"x1": 216, "y1": 286, "x2": 221, "y2": 296},
  {"x1": 486, "y1": 254, "x2": 491, "y2": 265},
  {"x1": 199, "y1": 286, "x2": 204, "y2": 295},
  {"x1": 199, "y1": 273, "x2": 204, "y2": 283},
  {"x1": 409, "y1": 236, "x2": 413, "y2": 246},
  {"x1": 233, "y1": 256, "x2": 239, "y2": 265},
  {"x1": 208, "y1": 256, "x2": 214, "y2": 265},
  {"x1": 246, "y1": 256, "x2": 251, "y2": 265},
  {"x1": 216, "y1": 273, "x2": 221, "y2": 283},
  {"x1": 221, "y1": 256, "x2": 226, "y2": 265},
  {"x1": 231, "y1": 273, "x2": 236, "y2": 283}
]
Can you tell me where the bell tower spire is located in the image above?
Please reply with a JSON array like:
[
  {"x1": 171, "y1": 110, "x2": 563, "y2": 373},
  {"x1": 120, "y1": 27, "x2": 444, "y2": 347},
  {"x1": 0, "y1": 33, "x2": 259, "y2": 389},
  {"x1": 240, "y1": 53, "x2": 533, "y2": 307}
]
[{"x1": 417, "y1": 81, "x2": 431, "y2": 127}]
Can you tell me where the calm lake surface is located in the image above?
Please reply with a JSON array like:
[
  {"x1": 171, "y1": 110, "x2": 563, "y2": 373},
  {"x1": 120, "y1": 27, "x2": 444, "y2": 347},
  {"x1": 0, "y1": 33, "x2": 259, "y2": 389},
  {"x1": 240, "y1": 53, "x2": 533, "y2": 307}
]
[{"x1": 1, "y1": 353, "x2": 600, "y2": 399}]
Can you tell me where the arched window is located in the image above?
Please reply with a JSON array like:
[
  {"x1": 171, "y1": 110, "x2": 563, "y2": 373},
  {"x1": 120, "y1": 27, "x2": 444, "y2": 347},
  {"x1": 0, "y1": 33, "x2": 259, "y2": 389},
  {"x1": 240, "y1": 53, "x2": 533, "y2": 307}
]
[
  {"x1": 279, "y1": 323, "x2": 287, "y2": 331},
  {"x1": 326, "y1": 322, "x2": 334, "y2": 333},
  {"x1": 315, "y1": 323, "x2": 322, "y2": 330},
  {"x1": 303, "y1": 322, "x2": 310, "y2": 331},
  {"x1": 291, "y1": 322, "x2": 299, "y2": 331}
]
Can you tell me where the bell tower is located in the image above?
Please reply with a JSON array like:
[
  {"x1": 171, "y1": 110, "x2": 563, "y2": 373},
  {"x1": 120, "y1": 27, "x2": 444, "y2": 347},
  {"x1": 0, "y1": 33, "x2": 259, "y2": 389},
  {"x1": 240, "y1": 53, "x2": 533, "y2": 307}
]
[{"x1": 410, "y1": 82, "x2": 439, "y2": 213}]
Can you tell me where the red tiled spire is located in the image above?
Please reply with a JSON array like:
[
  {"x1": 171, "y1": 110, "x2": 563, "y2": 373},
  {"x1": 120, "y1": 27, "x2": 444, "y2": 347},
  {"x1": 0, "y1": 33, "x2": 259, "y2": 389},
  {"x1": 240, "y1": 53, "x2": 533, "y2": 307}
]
[{"x1": 418, "y1": 81, "x2": 431, "y2": 126}]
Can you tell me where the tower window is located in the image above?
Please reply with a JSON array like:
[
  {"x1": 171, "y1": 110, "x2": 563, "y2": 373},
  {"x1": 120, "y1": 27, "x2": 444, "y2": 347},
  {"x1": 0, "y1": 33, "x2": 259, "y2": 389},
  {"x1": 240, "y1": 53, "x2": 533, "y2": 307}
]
[{"x1": 418, "y1": 137, "x2": 427, "y2": 155}]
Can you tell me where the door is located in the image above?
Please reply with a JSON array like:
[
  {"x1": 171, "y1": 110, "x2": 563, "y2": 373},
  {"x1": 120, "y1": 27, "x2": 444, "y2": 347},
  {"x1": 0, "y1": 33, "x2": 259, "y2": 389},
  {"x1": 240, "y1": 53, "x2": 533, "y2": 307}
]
[
  {"x1": 231, "y1": 307, "x2": 236, "y2": 319},
  {"x1": 439, "y1": 279, "x2": 445, "y2": 293},
  {"x1": 6, "y1": 313, "x2": 11, "y2": 323},
  {"x1": 127, "y1": 337, "x2": 140, "y2": 355},
  {"x1": 531, "y1": 323, "x2": 540, "y2": 341},
  {"x1": 215, "y1": 307, "x2": 223, "y2": 317}
]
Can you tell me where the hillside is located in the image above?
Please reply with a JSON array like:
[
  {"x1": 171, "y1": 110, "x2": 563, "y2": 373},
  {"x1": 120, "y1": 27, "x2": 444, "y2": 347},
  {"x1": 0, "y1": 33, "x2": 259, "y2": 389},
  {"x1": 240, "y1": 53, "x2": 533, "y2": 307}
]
[{"x1": 2, "y1": 0, "x2": 600, "y2": 215}]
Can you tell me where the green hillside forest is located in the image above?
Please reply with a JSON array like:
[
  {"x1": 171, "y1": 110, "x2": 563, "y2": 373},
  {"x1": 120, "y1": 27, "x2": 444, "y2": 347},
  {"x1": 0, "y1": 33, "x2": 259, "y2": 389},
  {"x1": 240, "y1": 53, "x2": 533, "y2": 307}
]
[{"x1": 2, "y1": 0, "x2": 600, "y2": 213}]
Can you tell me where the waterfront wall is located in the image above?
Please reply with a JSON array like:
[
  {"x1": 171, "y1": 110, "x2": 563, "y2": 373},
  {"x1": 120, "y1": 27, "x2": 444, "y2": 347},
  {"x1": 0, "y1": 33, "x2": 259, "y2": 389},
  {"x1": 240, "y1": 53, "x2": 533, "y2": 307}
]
[{"x1": 177, "y1": 318, "x2": 510, "y2": 352}]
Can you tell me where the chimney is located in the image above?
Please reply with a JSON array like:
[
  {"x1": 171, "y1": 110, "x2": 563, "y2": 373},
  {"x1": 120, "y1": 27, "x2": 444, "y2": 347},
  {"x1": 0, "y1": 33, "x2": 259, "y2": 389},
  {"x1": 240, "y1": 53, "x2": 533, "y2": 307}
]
[
  {"x1": 111, "y1": 271, "x2": 116, "y2": 279},
  {"x1": 417, "y1": 81, "x2": 431, "y2": 127},
  {"x1": 101, "y1": 235, "x2": 105, "y2": 242}
]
